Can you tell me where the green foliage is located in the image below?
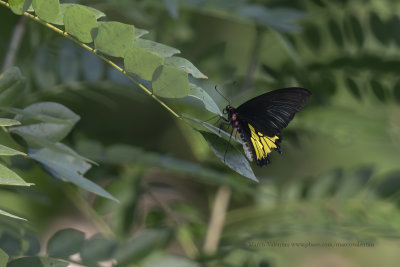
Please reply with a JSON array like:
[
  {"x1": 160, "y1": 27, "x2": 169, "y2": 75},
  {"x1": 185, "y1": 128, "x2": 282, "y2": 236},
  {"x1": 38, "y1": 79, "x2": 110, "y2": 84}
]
[
  {"x1": 32, "y1": 0, "x2": 60, "y2": 23},
  {"x1": 124, "y1": 47, "x2": 164, "y2": 81},
  {"x1": 1, "y1": 0, "x2": 400, "y2": 266},
  {"x1": 63, "y1": 5, "x2": 98, "y2": 43},
  {"x1": 0, "y1": 248, "x2": 7, "y2": 267},
  {"x1": 152, "y1": 65, "x2": 189, "y2": 98},
  {"x1": 94, "y1": 21, "x2": 135, "y2": 57}
]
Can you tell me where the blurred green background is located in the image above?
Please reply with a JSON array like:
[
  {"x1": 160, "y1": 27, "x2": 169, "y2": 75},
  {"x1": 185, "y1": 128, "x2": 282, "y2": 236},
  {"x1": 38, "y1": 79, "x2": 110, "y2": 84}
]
[{"x1": 2, "y1": 0, "x2": 400, "y2": 266}]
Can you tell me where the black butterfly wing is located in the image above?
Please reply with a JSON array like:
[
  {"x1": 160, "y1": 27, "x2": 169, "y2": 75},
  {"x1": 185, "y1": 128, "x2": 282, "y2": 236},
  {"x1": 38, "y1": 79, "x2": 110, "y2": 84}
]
[{"x1": 236, "y1": 87, "x2": 311, "y2": 137}]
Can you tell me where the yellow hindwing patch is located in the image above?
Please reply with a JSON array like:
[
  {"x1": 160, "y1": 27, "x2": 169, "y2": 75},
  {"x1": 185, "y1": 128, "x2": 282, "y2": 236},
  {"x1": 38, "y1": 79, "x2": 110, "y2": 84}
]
[{"x1": 248, "y1": 124, "x2": 279, "y2": 160}]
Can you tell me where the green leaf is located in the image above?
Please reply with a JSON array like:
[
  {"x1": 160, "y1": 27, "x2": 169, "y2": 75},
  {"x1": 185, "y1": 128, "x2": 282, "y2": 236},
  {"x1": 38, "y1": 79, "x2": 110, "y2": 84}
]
[
  {"x1": 182, "y1": 115, "x2": 241, "y2": 144},
  {"x1": 53, "y1": 4, "x2": 105, "y2": 25},
  {"x1": 0, "y1": 144, "x2": 26, "y2": 156},
  {"x1": 0, "y1": 164, "x2": 34, "y2": 186},
  {"x1": 0, "y1": 118, "x2": 20, "y2": 127},
  {"x1": 0, "y1": 209, "x2": 27, "y2": 221},
  {"x1": 0, "y1": 67, "x2": 26, "y2": 106},
  {"x1": 0, "y1": 248, "x2": 8, "y2": 267},
  {"x1": 47, "y1": 229, "x2": 85, "y2": 259},
  {"x1": 134, "y1": 38, "x2": 180, "y2": 57},
  {"x1": 32, "y1": 0, "x2": 60, "y2": 23},
  {"x1": 64, "y1": 5, "x2": 98, "y2": 43},
  {"x1": 94, "y1": 21, "x2": 135, "y2": 57},
  {"x1": 1, "y1": 106, "x2": 77, "y2": 124},
  {"x1": 200, "y1": 131, "x2": 258, "y2": 182},
  {"x1": 80, "y1": 234, "x2": 116, "y2": 263},
  {"x1": 124, "y1": 47, "x2": 164, "y2": 81},
  {"x1": 29, "y1": 148, "x2": 118, "y2": 202},
  {"x1": 152, "y1": 65, "x2": 189, "y2": 98},
  {"x1": 7, "y1": 257, "x2": 69, "y2": 267},
  {"x1": 11, "y1": 132, "x2": 96, "y2": 164},
  {"x1": 188, "y1": 84, "x2": 221, "y2": 115},
  {"x1": 9, "y1": 102, "x2": 80, "y2": 143},
  {"x1": 0, "y1": 67, "x2": 24, "y2": 92},
  {"x1": 165, "y1": 57, "x2": 207, "y2": 79},
  {"x1": 115, "y1": 229, "x2": 171, "y2": 266},
  {"x1": 9, "y1": 0, "x2": 32, "y2": 15},
  {"x1": 135, "y1": 28, "x2": 149, "y2": 39}
]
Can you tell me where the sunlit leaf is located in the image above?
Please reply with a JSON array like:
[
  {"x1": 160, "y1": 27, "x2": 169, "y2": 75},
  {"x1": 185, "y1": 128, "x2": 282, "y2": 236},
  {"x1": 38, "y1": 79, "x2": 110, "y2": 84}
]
[
  {"x1": 53, "y1": 3, "x2": 105, "y2": 25},
  {"x1": 0, "y1": 118, "x2": 20, "y2": 127},
  {"x1": 188, "y1": 84, "x2": 221, "y2": 115},
  {"x1": 94, "y1": 21, "x2": 135, "y2": 57},
  {"x1": 32, "y1": 0, "x2": 60, "y2": 23},
  {"x1": 64, "y1": 5, "x2": 98, "y2": 43},
  {"x1": 135, "y1": 28, "x2": 149, "y2": 39},
  {"x1": 0, "y1": 248, "x2": 8, "y2": 267},
  {"x1": 9, "y1": 0, "x2": 32, "y2": 15},
  {"x1": 152, "y1": 65, "x2": 189, "y2": 98},
  {"x1": 165, "y1": 57, "x2": 207, "y2": 79},
  {"x1": 134, "y1": 39, "x2": 180, "y2": 57},
  {"x1": 0, "y1": 164, "x2": 34, "y2": 186},
  {"x1": 124, "y1": 47, "x2": 164, "y2": 80},
  {"x1": 0, "y1": 144, "x2": 25, "y2": 156},
  {"x1": 0, "y1": 209, "x2": 26, "y2": 221}
]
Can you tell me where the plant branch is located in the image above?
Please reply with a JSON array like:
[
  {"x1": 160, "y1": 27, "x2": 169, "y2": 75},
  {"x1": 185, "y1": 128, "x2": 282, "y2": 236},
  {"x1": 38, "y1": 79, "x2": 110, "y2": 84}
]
[
  {"x1": 0, "y1": 0, "x2": 181, "y2": 119},
  {"x1": 1, "y1": 15, "x2": 27, "y2": 72},
  {"x1": 203, "y1": 185, "x2": 231, "y2": 254}
]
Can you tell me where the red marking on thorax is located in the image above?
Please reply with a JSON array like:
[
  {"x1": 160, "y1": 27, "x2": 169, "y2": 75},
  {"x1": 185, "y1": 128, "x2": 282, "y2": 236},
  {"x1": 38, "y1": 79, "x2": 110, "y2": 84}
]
[
  {"x1": 234, "y1": 121, "x2": 239, "y2": 127},
  {"x1": 232, "y1": 113, "x2": 237, "y2": 120}
]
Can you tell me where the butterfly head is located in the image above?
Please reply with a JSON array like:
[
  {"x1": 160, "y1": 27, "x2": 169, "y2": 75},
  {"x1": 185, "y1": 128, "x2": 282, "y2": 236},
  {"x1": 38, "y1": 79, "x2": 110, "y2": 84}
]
[{"x1": 224, "y1": 105, "x2": 239, "y2": 127}]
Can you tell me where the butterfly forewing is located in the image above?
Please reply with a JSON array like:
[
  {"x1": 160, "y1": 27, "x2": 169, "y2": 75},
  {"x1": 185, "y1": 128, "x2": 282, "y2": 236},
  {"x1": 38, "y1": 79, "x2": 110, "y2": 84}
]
[{"x1": 236, "y1": 87, "x2": 312, "y2": 137}]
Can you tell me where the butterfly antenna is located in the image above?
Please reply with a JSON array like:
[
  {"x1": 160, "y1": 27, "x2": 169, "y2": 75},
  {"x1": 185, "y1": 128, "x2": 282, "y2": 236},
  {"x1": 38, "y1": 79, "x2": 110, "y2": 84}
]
[{"x1": 215, "y1": 85, "x2": 231, "y2": 105}]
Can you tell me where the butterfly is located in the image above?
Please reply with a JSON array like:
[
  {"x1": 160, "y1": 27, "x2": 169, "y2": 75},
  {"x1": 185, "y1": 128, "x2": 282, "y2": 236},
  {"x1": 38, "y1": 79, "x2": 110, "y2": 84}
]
[{"x1": 224, "y1": 87, "x2": 312, "y2": 166}]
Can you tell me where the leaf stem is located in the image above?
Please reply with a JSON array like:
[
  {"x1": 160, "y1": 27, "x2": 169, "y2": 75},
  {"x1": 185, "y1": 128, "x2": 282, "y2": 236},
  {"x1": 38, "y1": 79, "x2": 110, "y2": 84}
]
[{"x1": 0, "y1": 0, "x2": 181, "y2": 119}]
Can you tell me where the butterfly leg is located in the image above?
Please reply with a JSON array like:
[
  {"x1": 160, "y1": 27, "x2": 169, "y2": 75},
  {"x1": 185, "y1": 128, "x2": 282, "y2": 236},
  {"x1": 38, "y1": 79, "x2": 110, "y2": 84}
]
[{"x1": 223, "y1": 127, "x2": 234, "y2": 163}]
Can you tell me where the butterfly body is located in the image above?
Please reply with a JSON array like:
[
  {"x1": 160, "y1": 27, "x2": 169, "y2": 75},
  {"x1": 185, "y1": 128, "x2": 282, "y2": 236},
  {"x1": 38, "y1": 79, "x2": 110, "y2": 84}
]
[{"x1": 225, "y1": 87, "x2": 311, "y2": 166}]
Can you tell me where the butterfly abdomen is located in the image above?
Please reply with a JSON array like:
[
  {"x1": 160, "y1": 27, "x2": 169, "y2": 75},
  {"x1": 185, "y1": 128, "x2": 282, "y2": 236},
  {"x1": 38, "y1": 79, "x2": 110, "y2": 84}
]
[{"x1": 236, "y1": 123, "x2": 256, "y2": 162}]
